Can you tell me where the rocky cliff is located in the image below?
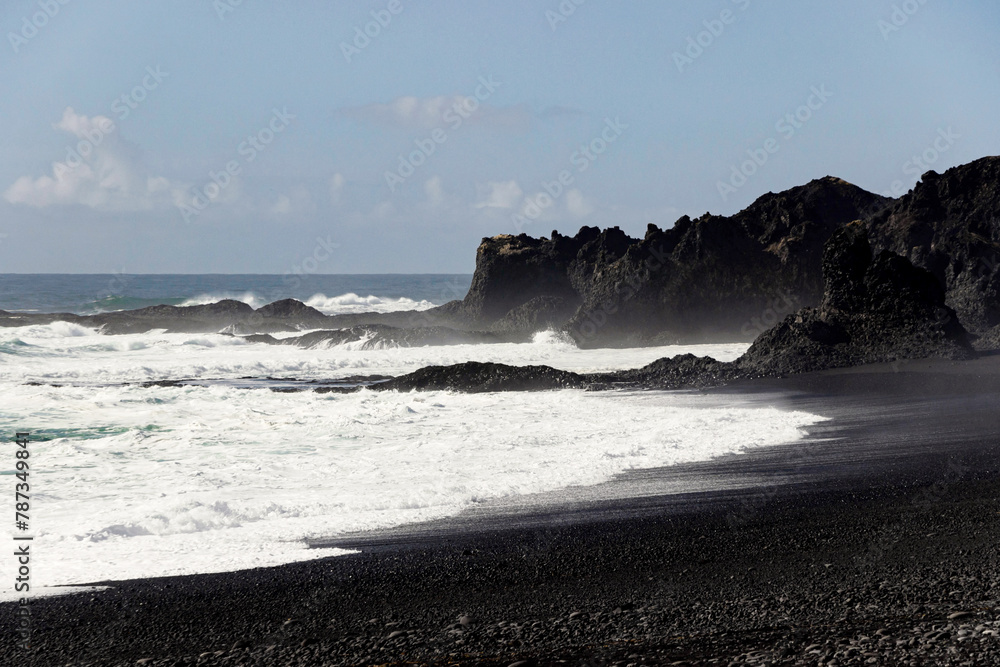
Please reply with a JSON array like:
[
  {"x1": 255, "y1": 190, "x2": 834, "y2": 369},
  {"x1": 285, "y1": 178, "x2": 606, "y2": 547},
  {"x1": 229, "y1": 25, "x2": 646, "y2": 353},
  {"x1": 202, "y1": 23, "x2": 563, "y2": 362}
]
[
  {"x1": 455, "y1": 177, "x2": 889, "y2": 347},
  {"x1": 737, "y1": 224, "x2": 973, "y2": 374},
  {"x1": 866, "y1": 156, "x2": 1000, "y2": 334},
  {"x1": 383, "y1": 225, "x2": 974, "y2": 392}
]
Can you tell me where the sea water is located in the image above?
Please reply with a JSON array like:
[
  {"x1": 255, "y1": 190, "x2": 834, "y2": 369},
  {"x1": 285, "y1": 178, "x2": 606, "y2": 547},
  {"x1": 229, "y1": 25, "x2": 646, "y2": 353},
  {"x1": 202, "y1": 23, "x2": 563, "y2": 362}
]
[{"x1": 0, "y1": 276, "x2": 824, "y2": 597}]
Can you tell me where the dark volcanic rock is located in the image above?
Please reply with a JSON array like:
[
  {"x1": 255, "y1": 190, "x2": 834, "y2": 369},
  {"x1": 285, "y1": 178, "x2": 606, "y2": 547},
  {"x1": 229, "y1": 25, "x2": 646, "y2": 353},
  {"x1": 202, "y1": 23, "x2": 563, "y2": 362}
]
[
  {"x1": 376, "y1": 361, "x2": 583, "y2": 392},
  {"x1": 488, "y1": 295, "x2": 578, "y2": 337},
  {"x1": 866, "y1": 156, "x2": 1000, "y2": 333},
  {"x1": 598, "y1": 353, "x2": 749, "y2": 389},
  {"x1": 254, "y1": 298, "x2": 326, "y2": 320},
  {"x1": 568, "y1": 177, "x2": 888, "y2": 347},
  {"x1": 382, "y1": 226, "x2": 973, "y2": 393},
  {"x1": 458, "y1": 227, "x2": 608, "y2": 324},
  {"x1": 95, "y1": 299, "x2": 257, "y2": 334},
  {"x1": 739, "y1": 224, "x2": 973, "y2": 374},
  {"x1": 457, "y1": 178, "x2": 888, "y2": 347}
]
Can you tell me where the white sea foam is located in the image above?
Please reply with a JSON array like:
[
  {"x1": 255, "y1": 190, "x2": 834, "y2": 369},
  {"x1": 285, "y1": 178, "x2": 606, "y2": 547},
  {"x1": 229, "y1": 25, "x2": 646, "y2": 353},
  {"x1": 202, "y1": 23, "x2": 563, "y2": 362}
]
[
  {"x1": 304, "y1": 292, "x2": 436, "y2": 315},
  {"x1": 175, "y1": 291, "x2": 436, "y2": 315},
  {"x1": 0, "y1": 322, "x2": 750, "y2": 385},
  {"x1": 0, "y1": 382, "x2": 824, "y2": 597},
  {"x1": 0, "y1": 322, "x2": 821, "y2": 599}
]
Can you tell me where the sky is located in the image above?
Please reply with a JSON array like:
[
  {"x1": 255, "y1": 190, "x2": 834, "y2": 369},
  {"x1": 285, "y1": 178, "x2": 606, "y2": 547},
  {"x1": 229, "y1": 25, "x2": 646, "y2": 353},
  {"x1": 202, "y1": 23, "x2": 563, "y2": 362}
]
[{"x1": 1, "y1": 0, "x2": 998, "y2": 274}]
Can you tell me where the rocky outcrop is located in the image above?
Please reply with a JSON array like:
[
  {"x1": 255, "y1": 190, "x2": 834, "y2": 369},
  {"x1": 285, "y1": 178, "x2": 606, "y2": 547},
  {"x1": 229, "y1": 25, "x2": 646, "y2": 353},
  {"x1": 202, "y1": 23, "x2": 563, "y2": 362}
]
[
  {"x1": 97, "y1": 300, "x2": 258, "y2": 334},
  {"x1": 738, "y1": 224, "x2": 973, "y2": 375},
  {"x1": 375, "y1": 361, "x2": 583, "y2": 393},
  {"x1": 488, "y1": 296, "x2": 578, "y2": 337},
  {"x1": 457, "y1": 226, "x2": 632, "y2": 325},
  {"x1": 0, "y1": 299, "x2": 357, "y2": 335},
  {"x1": 866, "y1": 156, "x2": 1000, "y2": 333},
  {"x1": 254, "y1": 298, "x2": 326, "y2": 321},
  {"x1": 453, "y1": 178, "x2": 888, "y2": 347},
  {"x1": 384, "y1": 226, "x2": 973, "y2": 392}
]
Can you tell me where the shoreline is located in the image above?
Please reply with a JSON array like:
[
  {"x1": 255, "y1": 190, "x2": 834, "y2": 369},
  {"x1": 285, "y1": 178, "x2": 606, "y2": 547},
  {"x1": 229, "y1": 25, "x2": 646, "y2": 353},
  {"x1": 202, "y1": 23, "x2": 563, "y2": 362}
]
[{"x1": 4, "y1": 358, "x2": 1000, "y2": 665}]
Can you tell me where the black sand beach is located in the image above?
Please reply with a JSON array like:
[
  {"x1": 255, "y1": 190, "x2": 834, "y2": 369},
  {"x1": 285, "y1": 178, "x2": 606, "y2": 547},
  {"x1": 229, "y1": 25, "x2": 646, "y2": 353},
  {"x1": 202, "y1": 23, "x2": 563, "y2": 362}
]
[{"x1": 4, "y1": 357, "x2": 1000, "y2": 666}]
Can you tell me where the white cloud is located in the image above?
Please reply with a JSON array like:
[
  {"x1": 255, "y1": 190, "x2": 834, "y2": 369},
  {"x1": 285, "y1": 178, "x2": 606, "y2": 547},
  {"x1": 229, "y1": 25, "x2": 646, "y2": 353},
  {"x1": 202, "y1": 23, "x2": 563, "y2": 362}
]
[
  {"x1": 270, "y1": 185, "x2": 313, "y2": 217},
  {"x1": 475, "y1": 180, "x2": 523, "y2": 209},
  {"x1": 3, "y1": 107, "x2": 186, "y2": 212},
  {"x1": 566, "y1": 188, "x2": 594, "y2": 218},
  {"x1": 271, "y1": 194, "x2": 292, "y2": 215},
  {"x1": 424, "y1": 176, "x2": 444, "y2": 206},
  {"x1": 330, "y1": 173, "x2": 345, "y2": 204},
  {"x1": 371, "y1": 200, "x2": 396, "y2": 220}
]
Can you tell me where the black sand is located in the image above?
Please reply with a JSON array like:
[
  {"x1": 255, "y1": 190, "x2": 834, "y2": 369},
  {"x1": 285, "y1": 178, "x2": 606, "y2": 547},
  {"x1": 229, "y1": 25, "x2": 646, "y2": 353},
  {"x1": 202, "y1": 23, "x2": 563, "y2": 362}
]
[{"x1": 4, "y1": 357, "x2": 1000, "y2": 666}]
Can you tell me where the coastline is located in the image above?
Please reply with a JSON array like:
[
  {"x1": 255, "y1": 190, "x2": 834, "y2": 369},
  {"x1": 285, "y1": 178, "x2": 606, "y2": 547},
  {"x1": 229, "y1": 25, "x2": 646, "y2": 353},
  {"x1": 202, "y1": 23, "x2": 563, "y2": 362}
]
[{"x1": 3, "y1": 357, "x2": 1000, "y2": 665}]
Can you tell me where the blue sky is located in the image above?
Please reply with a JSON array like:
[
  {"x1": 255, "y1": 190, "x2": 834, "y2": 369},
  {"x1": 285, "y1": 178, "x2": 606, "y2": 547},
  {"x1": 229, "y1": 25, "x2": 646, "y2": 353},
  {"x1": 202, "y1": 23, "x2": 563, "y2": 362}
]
[{"x1": 1, "y1": 0, "x2": 998, "y2": 273}]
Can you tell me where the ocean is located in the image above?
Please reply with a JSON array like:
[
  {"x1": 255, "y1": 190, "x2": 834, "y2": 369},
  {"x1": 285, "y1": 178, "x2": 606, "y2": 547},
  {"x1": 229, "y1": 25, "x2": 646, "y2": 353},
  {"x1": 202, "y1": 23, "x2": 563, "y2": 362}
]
[
  {"x1": 0, "y1": 275, "x2": 823, "y2": 597},
  {"x1": 0, "y1": 274, "x2": 474, "y2": 316}
]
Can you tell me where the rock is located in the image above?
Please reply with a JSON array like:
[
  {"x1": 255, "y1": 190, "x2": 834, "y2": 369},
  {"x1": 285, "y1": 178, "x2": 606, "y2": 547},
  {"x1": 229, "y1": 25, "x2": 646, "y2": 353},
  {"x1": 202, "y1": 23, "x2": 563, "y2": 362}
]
[
  {"x1": 254, "y1": 298, "x2": 326, "y2": 320},
  {"x1": 867, "y1": 157, "x2": 1000, "y2": 334},
  {"x1": 738, "y1": 224, "x2": 973, "y2": 375},
  {"x1": 375, "y1": 361, "x2": 584, "y2": 393},
  {"x1": 376, "y1": 226, "x2": 974, "y2": 393},
  {"x1": 489, "y1": 295, "x2": 578, "y2": 337},
  {"x1": 457, "y1": 179, "x2": 887, "y2": 346},
  {"x1": 949, "y1": 611, "x2": 974, "y2": 620}
]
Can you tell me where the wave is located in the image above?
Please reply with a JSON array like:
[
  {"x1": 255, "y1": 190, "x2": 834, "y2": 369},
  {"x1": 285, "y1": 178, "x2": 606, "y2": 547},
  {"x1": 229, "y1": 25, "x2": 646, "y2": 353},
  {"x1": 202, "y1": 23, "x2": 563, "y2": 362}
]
[
  {"x1": 80, "y1": 295, "x2": 187, "y2": 315},
  {"x1": 303, "y1": 292, "x2": 436, "y2": 315},
  {"x1": 531, "y1": 328, "x2": 578, "y2": 348},
  {"x1": 175, "y1": 291, "x2": 436, "y2": 315},
  {"x1": 0, "y1": 383, "x2": 823, "y2": 594}
]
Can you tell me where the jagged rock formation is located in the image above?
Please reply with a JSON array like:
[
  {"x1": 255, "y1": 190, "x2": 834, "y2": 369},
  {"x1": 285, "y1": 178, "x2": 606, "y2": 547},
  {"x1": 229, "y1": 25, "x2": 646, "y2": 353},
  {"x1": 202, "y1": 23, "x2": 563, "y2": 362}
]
[
  {"x1": 737, "y1": 224, "x2": 973, "y2": 374},
  {"x1": 866, "y1": 156, "x2": 1000, "y2": 333},
  {"x1": 383, "y1": 227, "x2": 973, "y2": 392},
  {"x1": 451, "y1": 178, "x2": 888, "y2": 347}
]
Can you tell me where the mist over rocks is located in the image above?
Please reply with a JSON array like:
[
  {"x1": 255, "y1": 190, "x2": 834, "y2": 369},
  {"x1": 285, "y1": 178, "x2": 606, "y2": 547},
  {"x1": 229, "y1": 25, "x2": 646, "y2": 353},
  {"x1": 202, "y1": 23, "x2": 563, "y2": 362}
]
[
  {"x1": 385, "y1": 225, "x2": 974, "y2": 393},
  {"x1": 738, "y1": 224, "x2": 974, "y2": 375},
  {"x1": 451, "y1": 176, "x2": 888, "y2": 347}
]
